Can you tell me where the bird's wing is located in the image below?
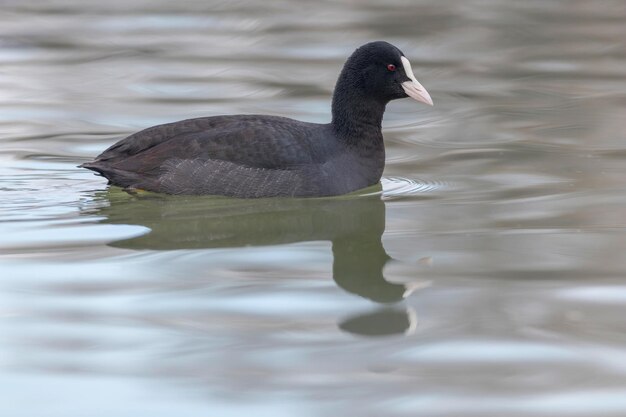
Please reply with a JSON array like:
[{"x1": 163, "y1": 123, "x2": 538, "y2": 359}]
[{"x1": 92, "y1": 115, "x2": 323, "y2": 171}]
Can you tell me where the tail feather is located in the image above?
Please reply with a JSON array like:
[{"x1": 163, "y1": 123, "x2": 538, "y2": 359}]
[{"x1": 79, "y1": 161, "x2": 144, "y2": 188}]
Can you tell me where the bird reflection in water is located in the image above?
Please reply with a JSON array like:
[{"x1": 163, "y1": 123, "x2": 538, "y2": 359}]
[{"x1": 86, "y1": 187, "x2": 423, "y2": 337}]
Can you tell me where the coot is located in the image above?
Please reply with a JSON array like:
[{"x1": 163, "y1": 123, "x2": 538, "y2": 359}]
[{"x1": 81, "y1": 41, "x2": 433, "y2": 197}]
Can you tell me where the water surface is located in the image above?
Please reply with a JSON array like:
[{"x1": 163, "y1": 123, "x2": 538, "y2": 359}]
[{"x1": 2, "y1": 1, "x2": 626, "y2": 416}]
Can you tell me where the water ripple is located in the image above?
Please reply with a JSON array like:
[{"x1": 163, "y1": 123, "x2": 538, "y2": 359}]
[{"x1": 381, "y1": 176, "x2": 450, "y2": 200}]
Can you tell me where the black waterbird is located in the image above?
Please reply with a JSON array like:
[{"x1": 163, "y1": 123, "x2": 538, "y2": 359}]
[{"x1": 80, "y1": 41, "x2": 433, "y2": 197}]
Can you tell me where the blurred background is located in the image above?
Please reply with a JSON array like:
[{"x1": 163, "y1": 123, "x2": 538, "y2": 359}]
[{"x1": 1, "y1": 1, "x2": 626, "y2": 416}]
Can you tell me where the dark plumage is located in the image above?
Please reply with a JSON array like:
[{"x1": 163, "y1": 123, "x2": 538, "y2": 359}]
[{"x1": 80, "y1": 41, "x2": 433, "y2": 197}]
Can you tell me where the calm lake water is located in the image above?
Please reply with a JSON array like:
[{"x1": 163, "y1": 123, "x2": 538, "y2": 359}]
[{"x1": 2, "y1": 1, "x2": 626, "y2": 416}]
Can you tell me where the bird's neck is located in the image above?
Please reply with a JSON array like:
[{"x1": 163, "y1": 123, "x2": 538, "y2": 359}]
[{"x1": 331, "y1": 88, "x2": 387, "y2": 146}]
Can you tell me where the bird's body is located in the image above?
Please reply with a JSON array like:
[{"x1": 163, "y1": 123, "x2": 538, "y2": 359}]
[
  {"x1": 81, "y1": 41, "x2": 432, "y2": 197},
  {"x1": 83, "y1": 115, "x2": 384, "y2": 197}
]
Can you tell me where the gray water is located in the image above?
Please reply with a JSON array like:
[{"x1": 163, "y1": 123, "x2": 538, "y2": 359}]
[{"x1": 2, "y1": 1, "x2": 626, "y2": 416}]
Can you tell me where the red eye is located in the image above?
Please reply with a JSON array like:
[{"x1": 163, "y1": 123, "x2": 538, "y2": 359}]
[{"x1": 387, "y1": 64, "x2": 396, "y2": 72}]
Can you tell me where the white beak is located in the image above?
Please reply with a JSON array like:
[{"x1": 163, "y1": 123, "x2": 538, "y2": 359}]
[{"x1": 400, "y1": 56, "x2": 433, "y2": 106}]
